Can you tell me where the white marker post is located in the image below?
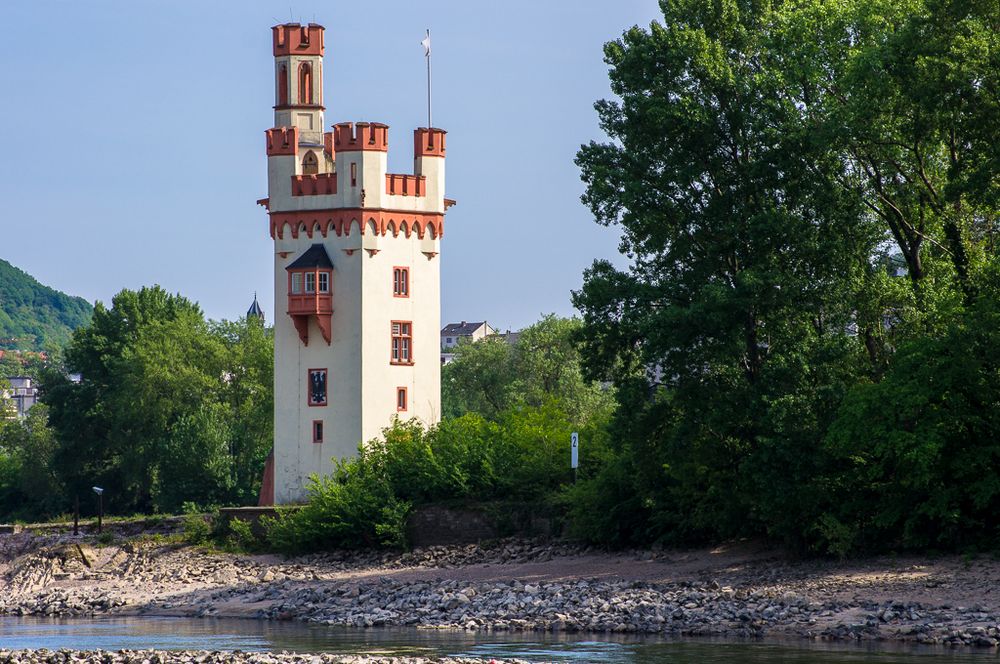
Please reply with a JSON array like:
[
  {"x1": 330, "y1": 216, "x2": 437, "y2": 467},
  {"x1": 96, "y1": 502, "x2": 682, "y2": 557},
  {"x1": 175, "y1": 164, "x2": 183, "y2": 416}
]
[{"x1": 571, "y1": 432, "x2": 579, "y2": 482}]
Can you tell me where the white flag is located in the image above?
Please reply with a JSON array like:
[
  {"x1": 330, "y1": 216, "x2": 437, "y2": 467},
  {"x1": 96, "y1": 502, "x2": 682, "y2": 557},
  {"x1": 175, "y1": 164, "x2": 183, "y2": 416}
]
[{"x1": 421, "y1": 31, "x2": 431, "y2": 57}]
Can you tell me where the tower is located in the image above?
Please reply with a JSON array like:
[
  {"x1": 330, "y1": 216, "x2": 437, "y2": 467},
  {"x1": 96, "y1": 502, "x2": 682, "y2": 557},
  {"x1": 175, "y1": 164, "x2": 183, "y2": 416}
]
[{"x1": 261, "y1": 23, "x2": 450, "y2": 504}]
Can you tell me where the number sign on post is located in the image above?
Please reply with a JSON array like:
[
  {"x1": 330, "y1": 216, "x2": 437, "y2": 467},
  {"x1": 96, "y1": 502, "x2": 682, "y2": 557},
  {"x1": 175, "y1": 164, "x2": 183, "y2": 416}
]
[{"x1": 571, "y1": 432, "x2": 579, "y2": 469}]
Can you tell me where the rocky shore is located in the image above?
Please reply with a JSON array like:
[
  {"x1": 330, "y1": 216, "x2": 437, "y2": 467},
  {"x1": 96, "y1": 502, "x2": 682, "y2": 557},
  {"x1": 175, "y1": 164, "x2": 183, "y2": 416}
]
[
  {"x1": 4, "y1": 531, "x2": 1000, "y2": 649},
  {"x1": 0, "y1": 651, "x2": 503, "y2": 664}
]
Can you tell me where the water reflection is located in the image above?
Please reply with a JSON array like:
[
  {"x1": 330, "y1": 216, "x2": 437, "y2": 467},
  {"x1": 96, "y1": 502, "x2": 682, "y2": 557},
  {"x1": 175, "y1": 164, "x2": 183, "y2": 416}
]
[{"x1": 0, "y1": 617, "x2": 995, "y2": 663}]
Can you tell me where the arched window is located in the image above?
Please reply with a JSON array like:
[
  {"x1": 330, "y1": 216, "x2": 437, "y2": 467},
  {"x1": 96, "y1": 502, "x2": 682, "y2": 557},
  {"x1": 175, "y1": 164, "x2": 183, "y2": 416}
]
[
  {"x1": 277, "y1": 64, "x2": 288, "y2": 106},
  {"x1": 298, "y1": 63, "x2": 313, "y2": 105},
  {"x1": 302, "y1": 151, "x2": 318, "y2": 175}
]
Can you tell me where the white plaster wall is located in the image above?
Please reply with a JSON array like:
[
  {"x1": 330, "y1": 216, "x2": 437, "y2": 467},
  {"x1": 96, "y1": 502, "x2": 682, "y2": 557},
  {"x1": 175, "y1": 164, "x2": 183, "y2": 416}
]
[
  {"x1": 415, "y1": 155, "x2": 445, "y2": 212},
  {"x1": 272, "y1": 225, "x2": 365, "y2": 504},
  {"x1": 359, "y1": 233, "x2": 442, "y2": 443}
]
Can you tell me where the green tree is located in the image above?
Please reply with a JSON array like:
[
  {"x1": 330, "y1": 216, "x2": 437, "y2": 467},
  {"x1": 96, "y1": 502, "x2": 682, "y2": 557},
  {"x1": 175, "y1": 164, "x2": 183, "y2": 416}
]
[
  {"x1": 0, "y1": 404, "x2": 63, "y2": 519},
  {"x1": 43, "y1": 287, "x2": 274, "y2": 515},
  {"x1": 442, "y1": 336, "x2": 516, "y2": 420},
  {"x1": 572, "y1": 0, "x2": 876, "y2": 546},
  {"x1": 442, "y1": 315, "x2": 614, "y2": 426}
]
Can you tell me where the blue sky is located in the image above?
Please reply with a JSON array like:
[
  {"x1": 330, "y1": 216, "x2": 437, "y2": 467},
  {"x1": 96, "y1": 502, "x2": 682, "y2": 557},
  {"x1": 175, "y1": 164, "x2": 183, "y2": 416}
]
[{"x1": 0, "y1": 1, "x2": 659, "y2": 331}]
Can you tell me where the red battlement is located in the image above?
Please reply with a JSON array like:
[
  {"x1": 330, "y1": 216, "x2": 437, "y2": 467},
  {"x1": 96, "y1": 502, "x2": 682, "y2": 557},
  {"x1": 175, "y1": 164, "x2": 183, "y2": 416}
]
[
  {"x1": 334, "y1": 122, "x2": 388, "y2": 152},
  {"x1": 272, "y1": 23, "x2": 324, "y2": 56},
  {"x1": 414, "y1": 128, "x2": 446, "y2": 158},
  {"x1": 266, "y1": 127, "x2": 299, "y2": 156}
]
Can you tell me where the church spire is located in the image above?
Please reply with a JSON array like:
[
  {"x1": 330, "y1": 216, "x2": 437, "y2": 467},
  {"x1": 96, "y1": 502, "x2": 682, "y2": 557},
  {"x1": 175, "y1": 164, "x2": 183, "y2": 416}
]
[{"x1": 247, "y1": 292, "x2": 265, "y2": 322}]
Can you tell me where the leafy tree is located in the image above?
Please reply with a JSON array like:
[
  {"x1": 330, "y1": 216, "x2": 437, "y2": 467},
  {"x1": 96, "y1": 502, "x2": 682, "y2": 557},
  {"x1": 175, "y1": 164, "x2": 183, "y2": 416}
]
[
  {"x1": 42, "y1": 287, "x2": 274, "y2": 515},
  {"x1": 0, "y1": 405, "x2": 63, "y2": 519},
  {"x1": 442, "y1": 336, "x2": 516, "y2": 420},
  {"x1": 442, "y1": 315, "x2": 615, "y2": 426},
  {"x1": 821, "y1": 266, "x2": 1000, "y2": 553},
  {"x1": 568, "y1": 0, "x2": 999, "y2": 553},
  {"x1": 572, "y1": 0, "x2": 875, "y2": 546}
]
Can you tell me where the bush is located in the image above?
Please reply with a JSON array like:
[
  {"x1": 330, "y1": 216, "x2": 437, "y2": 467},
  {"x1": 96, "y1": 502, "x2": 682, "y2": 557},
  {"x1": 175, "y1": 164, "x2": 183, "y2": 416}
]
[
  {"x1": 182, "y1": 512, "x2": 211, "y2": 545},
  {"x1": 264, "y1": 402, "x2": 612, "y2": 554},
  {"x1": 265, "y1": 456, "x2": 410, "y2": 553},
  {"x1": 225, "y1": 517, "x2": 258, "y2": 551}
]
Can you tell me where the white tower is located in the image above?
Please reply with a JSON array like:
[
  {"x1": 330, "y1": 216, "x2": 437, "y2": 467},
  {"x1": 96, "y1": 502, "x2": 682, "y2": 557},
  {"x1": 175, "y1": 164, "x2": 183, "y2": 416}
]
[{"x1": 260, "y1": 23, "x2": 451, "y2": 505}]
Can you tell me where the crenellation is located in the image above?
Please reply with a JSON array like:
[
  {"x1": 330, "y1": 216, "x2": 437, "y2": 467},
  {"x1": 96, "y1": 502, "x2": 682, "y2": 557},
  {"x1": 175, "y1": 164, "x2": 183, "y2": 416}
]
[
  {"x1": 333, "y1": 122, "x2": 389, "y2": 152},
  {"x1": 385, "y1": 173, "x2": 426, "y2": 197},
  {"x1": 272, "y1": 23, "x2": 325, "y2": 56},
  {"x1": 265, "y1": 127, "x2": 299, "y2": 156},
  {"x1": 292, "y1": 173, "x2": 338, "y2": 196}
]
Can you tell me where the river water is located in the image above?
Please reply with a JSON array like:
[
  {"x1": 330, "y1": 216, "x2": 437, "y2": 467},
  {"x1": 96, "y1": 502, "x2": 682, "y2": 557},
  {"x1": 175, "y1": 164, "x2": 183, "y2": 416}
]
[{"x1": 0, "y1": 617, "x2": 995, "y2": 662}]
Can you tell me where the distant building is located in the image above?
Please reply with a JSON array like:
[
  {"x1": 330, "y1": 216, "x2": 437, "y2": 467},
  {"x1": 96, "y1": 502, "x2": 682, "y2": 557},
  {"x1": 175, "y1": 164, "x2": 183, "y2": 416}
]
[
  {"x1": 441, "y1": 321, "x2": 495, "y2": 351},
  {"x1": 2, "y1": 376, "x2": 38, "y2": 419}
]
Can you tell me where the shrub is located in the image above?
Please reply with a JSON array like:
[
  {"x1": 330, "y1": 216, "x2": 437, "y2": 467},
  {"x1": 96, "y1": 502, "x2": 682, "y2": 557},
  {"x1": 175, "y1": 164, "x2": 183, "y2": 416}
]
[
  {"x1": 182, "y1": 512, "x2": 211, "y2": 545},
  {"x1": 265, "y1": 456, "x2": 410, "y2": 553}
]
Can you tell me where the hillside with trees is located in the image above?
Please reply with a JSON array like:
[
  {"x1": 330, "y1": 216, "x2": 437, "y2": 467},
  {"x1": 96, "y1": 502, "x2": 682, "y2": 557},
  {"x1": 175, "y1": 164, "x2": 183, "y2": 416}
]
[{"x1": 0, "y1": 259, "x2": 93, "y2": 351}]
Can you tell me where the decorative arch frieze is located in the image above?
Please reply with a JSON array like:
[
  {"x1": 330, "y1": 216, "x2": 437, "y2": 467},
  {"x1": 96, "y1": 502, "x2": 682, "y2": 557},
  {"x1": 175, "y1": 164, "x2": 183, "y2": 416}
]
[{"x1": 269, "y1": 208, "x2": 445, "y2": 241}]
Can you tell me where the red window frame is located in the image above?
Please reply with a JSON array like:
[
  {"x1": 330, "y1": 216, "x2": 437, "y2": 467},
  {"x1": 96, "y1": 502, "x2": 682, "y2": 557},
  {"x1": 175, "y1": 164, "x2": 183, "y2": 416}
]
[
  {"x1": 393, "y1": 267, "x2": 410, "y2": 298},
  {"x1": 312, "y1": 420, "x2": 324, "y2": 443},
  {"x1": 307, "y1": 368, "x2": 328, "y2": 406},
  {"x1": 390, "y1": 321, "x2": 413, "y2": 365},
  {"x1": 396, "y1": 387, "x2": 408, "y2": 412}
]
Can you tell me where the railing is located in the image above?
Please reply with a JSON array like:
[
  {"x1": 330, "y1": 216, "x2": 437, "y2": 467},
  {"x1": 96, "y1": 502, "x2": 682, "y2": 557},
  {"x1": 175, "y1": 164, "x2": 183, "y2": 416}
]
[{"x1": 385, "y1": 173, "x2": 426, "y2": 197}]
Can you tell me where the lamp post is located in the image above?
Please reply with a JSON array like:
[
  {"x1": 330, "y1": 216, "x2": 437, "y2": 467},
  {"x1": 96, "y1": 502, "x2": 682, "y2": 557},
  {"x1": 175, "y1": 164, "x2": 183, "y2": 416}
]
[{"x1": 92, "y1": 486, "x2": 104, "y2": 534}]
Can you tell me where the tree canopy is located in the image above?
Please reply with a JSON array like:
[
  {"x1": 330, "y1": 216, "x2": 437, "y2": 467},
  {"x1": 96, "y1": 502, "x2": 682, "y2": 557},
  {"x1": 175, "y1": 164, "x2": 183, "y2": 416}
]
[
  {"x1": 571, "y1": 0, "x2": 1000, "y2": 553},
  {"x1": 33, "y1": 286, "x2": 273, "y2": 516}
]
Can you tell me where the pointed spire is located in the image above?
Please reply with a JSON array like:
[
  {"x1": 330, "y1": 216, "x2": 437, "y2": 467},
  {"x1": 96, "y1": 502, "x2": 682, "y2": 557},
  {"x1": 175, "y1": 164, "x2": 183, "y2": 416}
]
[{"x1": 247, "y1": 292, "x2": 265, "y2": 322}]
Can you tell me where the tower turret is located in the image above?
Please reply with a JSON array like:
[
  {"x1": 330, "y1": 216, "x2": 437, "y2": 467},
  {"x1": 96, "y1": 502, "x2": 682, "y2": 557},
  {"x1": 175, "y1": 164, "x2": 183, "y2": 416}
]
[{"x1": 272, "y1": 23, "x2": 326, "y2": 149}]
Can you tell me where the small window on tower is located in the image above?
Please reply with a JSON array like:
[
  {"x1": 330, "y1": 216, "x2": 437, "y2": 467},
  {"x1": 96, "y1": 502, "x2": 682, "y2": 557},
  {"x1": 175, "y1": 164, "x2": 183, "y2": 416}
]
[
  {"x1": 391, "y1": 321, "x2": 413, "y2": 365},
  {"x1": 278, "y1": 64, "x2": 289, "y2": 106},
  {"x1": 305, "y1": 272, "x2": 316, "y2": 293},
  {"x1": 397, "y1": 387, "x2": 408, "y2": 412},
  {"x1": 291, "y1": 272, "x2": 302, "y2": 294},
  {"x1": 350, "y1": 162, "x2": 357, "y2": 187},
  {"x1": 302, "y1": 151, "x2": 318, "y2": 175},
  {"x1": 298, "y1": 62, "x2": 313, "y2": 104},
  {"x1": 318, "y1": 272, "x2": 329, "y2": 293},
  {"x1": 312, "y1": 420, "x2": 324, "y2": 444},
  {"x1": 308, "y1": 368, "x2": 327, "y2": 406},
  {"x1": 393, "y1": 267, "x2": 410, "y2": 297}
]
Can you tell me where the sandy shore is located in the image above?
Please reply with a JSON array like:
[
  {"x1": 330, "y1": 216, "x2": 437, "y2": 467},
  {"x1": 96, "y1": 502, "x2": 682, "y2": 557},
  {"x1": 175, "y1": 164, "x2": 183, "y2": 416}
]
[{"x1": 2, "y1": 531, "x2": 1000, "y2": 648}]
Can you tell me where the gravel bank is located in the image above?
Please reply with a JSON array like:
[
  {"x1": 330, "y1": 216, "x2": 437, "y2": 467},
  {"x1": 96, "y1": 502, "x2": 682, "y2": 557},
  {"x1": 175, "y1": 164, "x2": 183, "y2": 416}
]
[
  {"x1": 3, "y1": 532, "x2": 1000, "y2": 648},
  {"x1": 0, "y1": 651, "x2": 504, "y2": 664}
]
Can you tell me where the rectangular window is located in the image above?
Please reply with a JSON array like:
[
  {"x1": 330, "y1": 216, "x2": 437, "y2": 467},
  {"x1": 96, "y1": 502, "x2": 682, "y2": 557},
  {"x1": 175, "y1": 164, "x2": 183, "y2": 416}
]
[
  {"x1": 318, "y1": 272, "x2": 329, "y2": 293},
  {"x1": 307, "y1": 368, "x2": 327, "y2": 406},
  {"x1": 291, "y1": 272, "x2": 302, "y2": 294},
  {"x1": 312, "y1": 420, "x2": 324, "y2": 443},
  {"x1": 396, "y1": 387, "x2": 408, "y2": 412},
  {"x1": 391, "y1": 321, "x2": 413, "y2": 364},
  {"x1": 350, "y1": 162, "x2": 357, "y2": 187},
  {"x1": 393, "y1": 267, "x2": 409, "y2": 297},
  {"x1": 305, "y1": 272, "x2": 316, "y2": 293}
]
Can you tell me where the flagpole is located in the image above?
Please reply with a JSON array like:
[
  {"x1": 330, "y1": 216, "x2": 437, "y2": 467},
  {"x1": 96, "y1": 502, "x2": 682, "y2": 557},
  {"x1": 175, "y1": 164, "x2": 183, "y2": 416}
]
[{"x1": 425, "y1": 29, "x2": 432, "y2": 129}]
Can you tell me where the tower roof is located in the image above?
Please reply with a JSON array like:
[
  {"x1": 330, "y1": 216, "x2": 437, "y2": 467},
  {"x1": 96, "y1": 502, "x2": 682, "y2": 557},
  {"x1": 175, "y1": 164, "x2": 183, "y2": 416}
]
[
  {"x1": 287, "y1": 244, "x2": 334, "y2": 270},
  {"x1": 247, "y1": 293, "x2": 265, "y2": 321}
]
